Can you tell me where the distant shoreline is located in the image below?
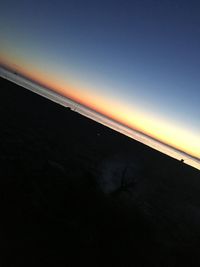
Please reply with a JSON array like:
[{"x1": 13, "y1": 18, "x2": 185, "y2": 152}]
[{"x1": 1, "y1": 65, "x2": 199, "y2": 171}]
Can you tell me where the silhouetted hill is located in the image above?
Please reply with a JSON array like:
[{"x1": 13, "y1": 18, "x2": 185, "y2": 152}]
[{"x1": 1, "y1": 77, "x2": 200, "y2": 267}]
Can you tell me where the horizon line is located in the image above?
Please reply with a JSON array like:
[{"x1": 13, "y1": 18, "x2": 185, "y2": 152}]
[{"x1": 0, "y1": 65, "x2": 200, "y2": 171}]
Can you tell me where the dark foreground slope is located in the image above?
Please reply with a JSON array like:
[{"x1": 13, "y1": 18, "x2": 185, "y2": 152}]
[{"x1": 1, "y1": 77, "x2": 200, "y2": 267}]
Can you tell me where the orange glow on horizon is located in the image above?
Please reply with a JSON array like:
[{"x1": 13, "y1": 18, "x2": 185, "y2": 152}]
[{"x1": 1, "y1": 57, "x2": 200, "y2": 160}]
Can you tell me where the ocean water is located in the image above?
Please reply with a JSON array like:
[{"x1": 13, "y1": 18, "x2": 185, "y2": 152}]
[{"x1": 1, "y1": 66, "x2": 200, "y2": 171}]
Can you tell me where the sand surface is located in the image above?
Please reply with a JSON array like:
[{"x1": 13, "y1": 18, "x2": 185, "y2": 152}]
[{"x1": 1, "y1": 77, "x2": 200, "y2": 267}]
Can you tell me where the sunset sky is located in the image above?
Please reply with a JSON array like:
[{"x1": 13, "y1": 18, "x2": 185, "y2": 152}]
[{"x1": 1, "y1": 0, "x2": 200, "y2": 159}]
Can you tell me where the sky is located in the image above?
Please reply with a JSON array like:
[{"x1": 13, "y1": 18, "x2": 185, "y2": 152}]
[{"x1": 0, "y1": 0, "x2": 200, "y2": 159}]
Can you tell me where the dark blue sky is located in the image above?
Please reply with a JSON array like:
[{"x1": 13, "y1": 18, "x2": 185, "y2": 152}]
[{"x1": 1, "y1": 0, "x2": 200, "y2": 157}]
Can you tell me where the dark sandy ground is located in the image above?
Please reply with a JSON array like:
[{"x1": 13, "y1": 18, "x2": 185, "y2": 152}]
[{"x1": 1, "y1": 77, "x2": 200, "y2": 267}]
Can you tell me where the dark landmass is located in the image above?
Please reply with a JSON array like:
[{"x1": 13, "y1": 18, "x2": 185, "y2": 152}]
[
  {"x1": 2, "y1": 65, "x2": 199, "y2": 164},
  {"x1": 1, "y1": 77, "x2": 200, "y2": 267}
]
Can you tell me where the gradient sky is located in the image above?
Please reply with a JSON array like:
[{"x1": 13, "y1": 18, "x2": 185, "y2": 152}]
[{"x1": 1, "y1": 0, "x2": 200, "y2": 159}]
